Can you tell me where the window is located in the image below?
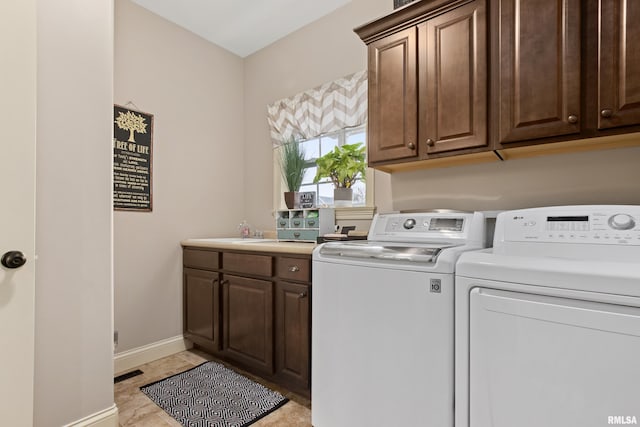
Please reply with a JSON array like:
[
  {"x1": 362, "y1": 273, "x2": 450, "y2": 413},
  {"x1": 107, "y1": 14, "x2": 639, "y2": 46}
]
[{"x1": 297, "y1": 125, "x2": 367, "y2": 207}]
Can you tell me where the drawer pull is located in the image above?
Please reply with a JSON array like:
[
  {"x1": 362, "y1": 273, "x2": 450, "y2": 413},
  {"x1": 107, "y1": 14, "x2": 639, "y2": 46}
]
[
  {"x1": 307, "y1": 220, "x2": 316, "y2": 226},
  {"x1": 288, "y1": 265, "x2": 300, "y2": 272},
  {"x1": 293, "y1": 220, "x2": 302, "y2": 226},
  {"x1": 279, "y1": 221, "x2": 287, "y2": 226},
  {"x1": 293, "y1": 232, "x2": 301, "y2": 238},
  {"x1": 298, "y1": 291, "x2": 308, "y2": 299}
]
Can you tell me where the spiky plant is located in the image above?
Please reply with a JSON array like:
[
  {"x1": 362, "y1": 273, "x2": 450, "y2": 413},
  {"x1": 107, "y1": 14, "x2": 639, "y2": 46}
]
[{"x1": 279, "y1": 138, "x2": 307, "y2": 192}]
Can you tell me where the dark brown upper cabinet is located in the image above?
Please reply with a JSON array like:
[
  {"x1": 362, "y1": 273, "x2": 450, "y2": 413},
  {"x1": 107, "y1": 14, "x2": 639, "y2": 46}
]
[
  {"x1": 495, "y1": 0, "x2": 581, "y2": 144},
  {"x1": 598, "y1": 0, "x2": 640, "y2": 130},
  {"x1": 368, "y1": 27, "x2": 419, "y2": 163},
  {"x1": 419, "y1": 0, "x2": 487, "y2": 155},
  {"x1": 356, "y1": 0, "x2": 640, "y2": 170},
  {"x1": 357, "y1": 0, "x2": 489, "y2": 167}
]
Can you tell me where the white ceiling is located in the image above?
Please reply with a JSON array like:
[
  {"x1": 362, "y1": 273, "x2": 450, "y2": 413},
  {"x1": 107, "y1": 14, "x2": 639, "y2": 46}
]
[{"x1": 131, "y1": 0, "x2": 352, "y2": 58}]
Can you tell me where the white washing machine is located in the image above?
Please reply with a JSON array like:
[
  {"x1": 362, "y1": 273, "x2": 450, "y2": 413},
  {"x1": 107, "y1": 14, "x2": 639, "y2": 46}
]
[
  {"x1": 455, "y1": 205, "x2": 640, "y2": 427},
  {"x1": 312, "y1": 211, "x2": 486, "y2": 427}
]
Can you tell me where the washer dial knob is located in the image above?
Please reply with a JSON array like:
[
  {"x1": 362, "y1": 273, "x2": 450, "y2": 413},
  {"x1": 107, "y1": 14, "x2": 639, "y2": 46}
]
[
  {"x1": 403, "y1": 218, "x2": 416, "y2": 230},
  {"x1": 608, "y1": 214, "x2": 636, "y2": 230}
]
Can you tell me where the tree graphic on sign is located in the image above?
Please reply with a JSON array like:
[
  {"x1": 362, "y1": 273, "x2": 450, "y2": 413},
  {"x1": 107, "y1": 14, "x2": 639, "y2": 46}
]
[{"x1": 115, "y1": 111, "x2": 147, "y2": 143}]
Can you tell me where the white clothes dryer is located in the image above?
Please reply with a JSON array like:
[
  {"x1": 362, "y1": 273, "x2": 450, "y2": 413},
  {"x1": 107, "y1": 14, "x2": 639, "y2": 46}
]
[{"x1": 455, "y1": 205, "x2": 640, "y2": 427}]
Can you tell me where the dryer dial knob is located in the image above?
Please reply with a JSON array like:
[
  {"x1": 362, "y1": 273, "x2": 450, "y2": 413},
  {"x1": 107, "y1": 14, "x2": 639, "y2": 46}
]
[
  {"x1": 608, "y1": 214, "x2": 636, "y2": 230},
  {"x1": 403, "y1": 218, "x2": 416, "y2": 230}
]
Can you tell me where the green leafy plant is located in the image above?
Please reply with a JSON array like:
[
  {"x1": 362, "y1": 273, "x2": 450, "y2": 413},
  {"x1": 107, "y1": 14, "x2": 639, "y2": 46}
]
[
  {"x1": 313, "y1": 142, "x2": 366, "y2": 188},
  {"x1": 278, "y1": 138, "x2": 307, "y2": 192}
]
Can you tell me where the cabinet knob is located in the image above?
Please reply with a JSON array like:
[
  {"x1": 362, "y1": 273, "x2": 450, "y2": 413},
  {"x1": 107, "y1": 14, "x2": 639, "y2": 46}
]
[
  {"x1": 220, "y1": 279, "x2": 229, "y2": 286},
  {"x1": 601, "y1": 109, "x2": 613, "y2": 118},
  {"x1": 567, "y1": 115, "x2": 578, "y2": 124},
  {"x1": 288, "y1": 265, "x2": 300, "y2": 272},
  {"x1": 212, "y1": 278, "x2": 219, "y2": 284},
  {"x1": 407, "y1": 141, "x2": 416, "y2": 150},
  {"x1": 298, "y1": 291, "x2": 308, "y2": 299},
  {"x1": 426, "y1": 138, "x2": 435, "y2": 147}
]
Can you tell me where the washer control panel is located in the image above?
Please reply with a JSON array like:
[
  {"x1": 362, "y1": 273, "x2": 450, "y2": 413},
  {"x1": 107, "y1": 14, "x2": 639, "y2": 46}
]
[
  {"x1": 501, "y1": 206, "x2": 640, "y2": 245},
  {"x1": 368, "y1": 211, "x2": 485, "y2": 244}
]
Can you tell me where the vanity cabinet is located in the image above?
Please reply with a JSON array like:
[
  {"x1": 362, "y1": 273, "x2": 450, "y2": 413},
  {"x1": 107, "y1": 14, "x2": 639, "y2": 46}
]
[
  {"x1": 275, "y1": 257, "x2": 311, "y2": 393},
  {"x1": 358, "y1": 0, "x2": 488, "y2": 165},
  {"x1": 182, "y1": 246, "x2": 312, "y2": 396},
  {"x1": 221, "y1": 252, "x2": 274, "y2": 375},
  {"x1": 183, "y1": 249, "x2": 220, "y2": 353}
]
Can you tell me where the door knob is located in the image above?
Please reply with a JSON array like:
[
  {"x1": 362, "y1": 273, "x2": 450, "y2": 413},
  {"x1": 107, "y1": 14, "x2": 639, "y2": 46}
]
[{"x1": 1, "y1": 251, "x2": 27, "y2": 269}]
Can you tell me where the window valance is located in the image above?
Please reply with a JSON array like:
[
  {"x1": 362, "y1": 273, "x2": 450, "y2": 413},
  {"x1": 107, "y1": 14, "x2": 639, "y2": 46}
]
[{"x1": 267, "y1": 70, "x2": 367, "y2": 146}]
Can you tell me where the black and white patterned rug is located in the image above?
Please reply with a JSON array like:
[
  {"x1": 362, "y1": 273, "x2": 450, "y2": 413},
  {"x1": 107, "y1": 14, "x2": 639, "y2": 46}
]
[{"x1": 140, "y1": 361, "x2": 288, "y2": 427}]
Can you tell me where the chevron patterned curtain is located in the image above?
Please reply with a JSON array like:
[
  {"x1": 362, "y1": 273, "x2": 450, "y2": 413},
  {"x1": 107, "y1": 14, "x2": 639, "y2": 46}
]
[{"x1": 267, "y1": 71, "x2": 367, "y2": 145}]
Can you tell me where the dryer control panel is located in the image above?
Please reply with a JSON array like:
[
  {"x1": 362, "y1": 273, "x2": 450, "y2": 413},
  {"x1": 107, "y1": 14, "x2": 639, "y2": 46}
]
[{"x1": 498, "y1": 206, "x2": 640, "y2": 245}]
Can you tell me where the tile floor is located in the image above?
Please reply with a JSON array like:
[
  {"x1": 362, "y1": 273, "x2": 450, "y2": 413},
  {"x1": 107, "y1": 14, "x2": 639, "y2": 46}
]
[{"x1": 114, "y1": 349, "x2": 311, "y2": 426}]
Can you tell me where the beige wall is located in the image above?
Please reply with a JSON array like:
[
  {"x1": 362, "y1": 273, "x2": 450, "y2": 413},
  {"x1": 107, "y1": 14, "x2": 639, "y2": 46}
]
[
  {"x1": 114, "y1": 0, "x2": 245, "y2": 352},
  {"x1": 113, "y1": 0, "x2": 640, "y2": 357},
  {"x1": 34, "y1": 0, "x2": 115, "y2": 425},
  {"x1": 392, "y1": 143, "x2": 640, "y2": 212},
  {"x1": 243, "y1": 0, "x2": 394, "y2": 231}
]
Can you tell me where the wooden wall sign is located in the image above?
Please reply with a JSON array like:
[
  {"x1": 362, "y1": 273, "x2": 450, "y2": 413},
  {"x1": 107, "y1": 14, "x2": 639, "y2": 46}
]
[{"x1": 113, "y1": 105, "x2": 153, "y2": 211}]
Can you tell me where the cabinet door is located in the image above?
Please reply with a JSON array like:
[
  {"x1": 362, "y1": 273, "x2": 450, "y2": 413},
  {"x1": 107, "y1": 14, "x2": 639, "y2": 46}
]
[
  {"x1": 598, "y1": 0, "x2": 640, "y2": 129},
  {"x1": 222, "y1": 274, "x2": 274, "y2": 374},
  {"x1": 497, "y1": 0, "x2": 581, "y2": 143},
  {"x1": 275, "y1": 282, "x2": 310, "y2": 391},
  {"x1": 368, "y1": 27, "x2": 419, "y2": 163},
  {"x1": 419, "y1": 0, "x2": 487, "y2": 155},
  {"x1": 183, "y1": 268, "x2": 220, "y2": 352}
]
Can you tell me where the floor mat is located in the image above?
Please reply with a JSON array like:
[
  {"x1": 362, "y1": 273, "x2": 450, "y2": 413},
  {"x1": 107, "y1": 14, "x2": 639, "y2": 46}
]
[{"x1": 140, "y1": 361, "x2": 288, "y2": 427}]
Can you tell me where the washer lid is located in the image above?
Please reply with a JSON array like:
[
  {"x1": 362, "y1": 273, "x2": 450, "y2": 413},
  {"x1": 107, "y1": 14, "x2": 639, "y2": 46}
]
[{"x1": 318, "y1": 241, "x2": 454, "y2": 264}]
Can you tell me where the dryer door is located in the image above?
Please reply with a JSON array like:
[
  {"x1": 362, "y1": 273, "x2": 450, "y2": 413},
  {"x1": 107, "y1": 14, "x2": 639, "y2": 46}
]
[{"x1": 469, "y1": 288, "x2": 640, "y2": 427}]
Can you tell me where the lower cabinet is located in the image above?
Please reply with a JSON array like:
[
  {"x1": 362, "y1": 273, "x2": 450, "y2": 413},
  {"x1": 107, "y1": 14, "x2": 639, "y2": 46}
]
[
  {"x1": 183, "y1": 247, "x2": 311, "y2": 397},
  {"x1": 222, "y1": 274, "x2": 274, "y2": 375},
  {"x1": 275, "y1": 281, "x2": 310, "y2": 393},
  {"x1": 183, "y1": 268, "x2": 220, "y2": 353}
]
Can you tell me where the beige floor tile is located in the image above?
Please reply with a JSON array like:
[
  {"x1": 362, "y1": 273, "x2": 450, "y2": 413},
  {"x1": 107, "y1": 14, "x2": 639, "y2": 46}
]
[{"x1": 114, "y1": 349, "x2": 311, "y2": 426}]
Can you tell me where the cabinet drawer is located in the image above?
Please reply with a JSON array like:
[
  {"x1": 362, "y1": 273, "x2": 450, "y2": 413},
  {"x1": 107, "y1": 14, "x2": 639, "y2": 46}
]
[
  {"x1": 223, "y1": 252, "x2": 273, "y2": 277},
  {"x1": 183, "y1": 248, "x2": 219, "y2": 270},
  {"x1": 277, "y1": 229, "x2": 318, "y2": 242},
  {"x1": 305, "y1": 218, "x2": 319, "y2": 228},
  {"x1": 278, "y1": 257, "x2": 311, "y2": 282},
  {"x1": 290, "y1": 217, "x2": 305, "y2": 228},
  {"x1": 277, "y1": 218, "x2": 289, "y2": 229}
]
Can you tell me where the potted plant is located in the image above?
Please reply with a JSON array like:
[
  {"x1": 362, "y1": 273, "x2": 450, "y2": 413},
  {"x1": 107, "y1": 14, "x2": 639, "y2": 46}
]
[
  {"x1": 313, "y1": 142, "x2": 366, "y2": 206},
  {"x1": 278, "y1": 138, "x2": 307, "y2": 209}
]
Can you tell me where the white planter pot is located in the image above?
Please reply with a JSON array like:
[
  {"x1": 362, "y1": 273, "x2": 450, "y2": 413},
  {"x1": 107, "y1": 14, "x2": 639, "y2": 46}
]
[{"x1": 333, "y1": 187, "x2": 353, "y2": 207}]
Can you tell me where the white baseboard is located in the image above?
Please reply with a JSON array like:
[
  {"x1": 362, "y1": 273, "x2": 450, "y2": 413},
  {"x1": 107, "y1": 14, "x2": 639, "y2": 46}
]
[
  {"x1": 114, "y1": 335, "x2": 193, "y2": 375},
  {"x1": 64, "y1": 404, "x2": 118, "y2": 427}
]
